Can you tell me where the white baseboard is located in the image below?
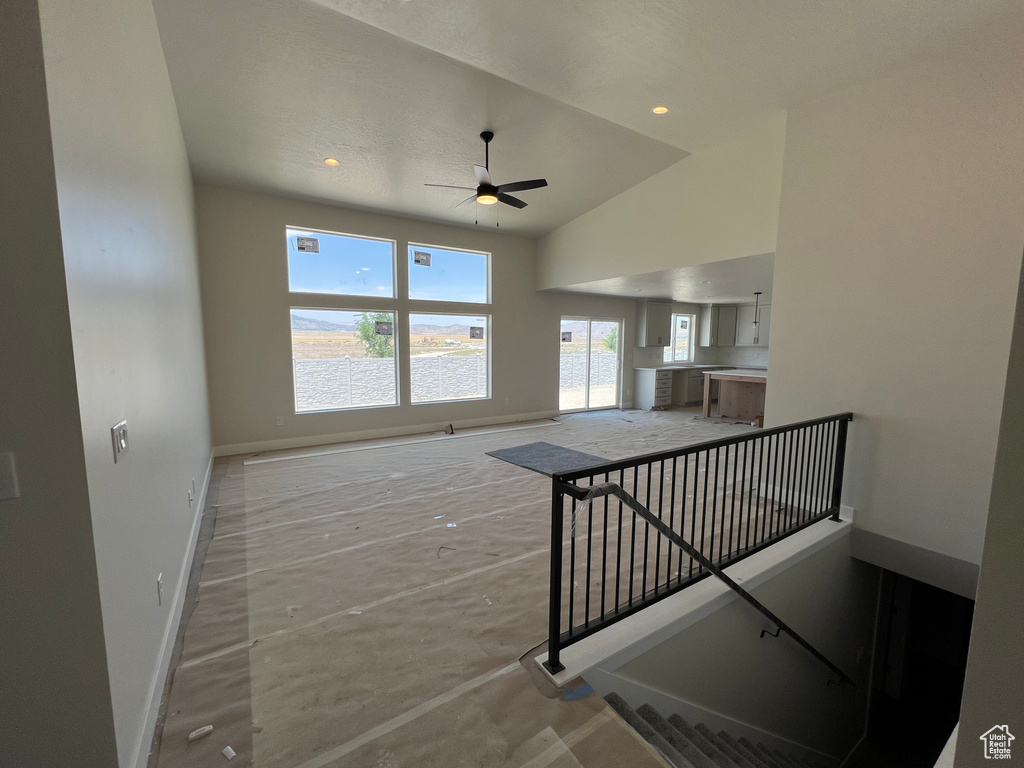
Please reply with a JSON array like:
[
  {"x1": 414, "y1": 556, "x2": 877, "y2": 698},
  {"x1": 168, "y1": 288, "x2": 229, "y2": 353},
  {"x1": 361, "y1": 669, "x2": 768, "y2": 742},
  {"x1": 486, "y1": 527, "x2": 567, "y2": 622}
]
[
  {"x1": 131, "y1": 451, "x2": 214, "y2": 768},
  {"x1": 213, "y1": 410, "x2": 560, "y2": 457}
]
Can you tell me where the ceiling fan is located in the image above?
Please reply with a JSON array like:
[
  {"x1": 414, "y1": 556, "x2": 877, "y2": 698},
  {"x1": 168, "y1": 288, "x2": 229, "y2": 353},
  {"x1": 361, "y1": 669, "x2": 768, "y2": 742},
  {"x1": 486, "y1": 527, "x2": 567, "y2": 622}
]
[{"x1": 425, "y1": 131, "x2": 548, "y2": 209}]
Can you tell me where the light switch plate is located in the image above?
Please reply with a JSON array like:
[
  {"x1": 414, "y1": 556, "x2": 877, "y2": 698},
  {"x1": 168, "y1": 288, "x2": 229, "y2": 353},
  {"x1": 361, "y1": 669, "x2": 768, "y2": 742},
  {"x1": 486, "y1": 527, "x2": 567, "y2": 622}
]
[
  {"x1": 0, "y1": 452, "x2": 19, "y2": 500},
  {"x1": 111, "y1": 420, "x2": 129, "y2": 463}
]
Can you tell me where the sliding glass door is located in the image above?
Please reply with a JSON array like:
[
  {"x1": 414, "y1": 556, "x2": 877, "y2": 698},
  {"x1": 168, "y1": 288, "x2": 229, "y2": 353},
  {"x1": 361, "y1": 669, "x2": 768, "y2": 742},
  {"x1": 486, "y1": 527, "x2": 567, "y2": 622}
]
[{"x1": 559, "y1": 317, "x2": 621, "y2": 412}]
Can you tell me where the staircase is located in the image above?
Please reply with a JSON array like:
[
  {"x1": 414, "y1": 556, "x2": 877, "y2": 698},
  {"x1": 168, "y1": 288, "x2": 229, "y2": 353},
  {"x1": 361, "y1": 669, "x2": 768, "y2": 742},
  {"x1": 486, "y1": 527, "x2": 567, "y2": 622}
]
[{"x1": 604, "y1": 692, "x2": 839, "y2": 768}]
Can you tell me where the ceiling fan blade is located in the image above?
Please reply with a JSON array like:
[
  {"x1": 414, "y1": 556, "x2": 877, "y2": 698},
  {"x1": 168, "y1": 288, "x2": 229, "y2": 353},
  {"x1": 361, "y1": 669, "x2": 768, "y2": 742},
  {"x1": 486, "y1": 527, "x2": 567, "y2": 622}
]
[
  {"x1": 497, "y1": 193, "x2": 527, "y2": 209},
  {"x1": 495, "y1": 178, "x2": 547, "y2": 194},
  {"x1": 455, "y1": 194, "x2": 477, "y2": 208},
  {"x1": 425, "y1": 183, "x2": 476, "y2": 190},
  {"x1": 474, "y1": 165, "x2": 492, "y2": 186}
]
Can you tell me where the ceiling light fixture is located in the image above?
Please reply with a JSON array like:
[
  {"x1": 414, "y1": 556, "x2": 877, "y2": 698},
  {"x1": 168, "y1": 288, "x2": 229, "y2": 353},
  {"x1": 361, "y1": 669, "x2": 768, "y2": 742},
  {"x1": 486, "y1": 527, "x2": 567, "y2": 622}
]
[
  {"x1": 324, "y1": 157, "x2": 340, "y2": 166},
  {"x1": 476, "y1": 193, "x2": 498, "y2": 205},
  {"x1": 652, "y1": 106, "x2": 669, "y2": 115}
]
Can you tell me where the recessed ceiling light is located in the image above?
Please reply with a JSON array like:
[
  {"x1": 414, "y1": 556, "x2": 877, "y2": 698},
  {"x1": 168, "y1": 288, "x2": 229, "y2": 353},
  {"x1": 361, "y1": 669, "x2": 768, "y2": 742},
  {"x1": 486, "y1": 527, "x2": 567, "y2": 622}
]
[
  {"x1": 324, "y1": 157, "x2": 340, "y2": 166},
  {"x1": 652, "y1": 106, "x2": 669, "y2": 115},
  {"x1": 700, "y1": 280, "x2": 712, "y2": 284},
  {"x1": 477, "y1": 194, "x2": 498, "y2": 205}
]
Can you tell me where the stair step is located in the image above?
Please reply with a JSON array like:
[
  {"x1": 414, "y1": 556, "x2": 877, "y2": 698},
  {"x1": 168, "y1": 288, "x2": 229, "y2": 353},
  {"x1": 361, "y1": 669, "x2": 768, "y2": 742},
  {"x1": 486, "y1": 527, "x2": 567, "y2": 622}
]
[
  {"x1": 604, "y1": 693, "x2": 695, "y2": 768},
  {"x1": 664, "y1": 714, "x2": 739, "y2": 768},
  {"x1": 637, "y1": 705, "x2": 730, "y2": 768},
  {"x1": 769, "y1": 747, "x2": 804, "y2": 768},
  {"x1": 739, "y1": 738, "x2": 786, "y2": 768},
  {"x1": 692, "y1": 723, "x2": 757, "y2": 768},
  {"x1": 716, "y1": 732, "x2": 773, "y2": 768}
]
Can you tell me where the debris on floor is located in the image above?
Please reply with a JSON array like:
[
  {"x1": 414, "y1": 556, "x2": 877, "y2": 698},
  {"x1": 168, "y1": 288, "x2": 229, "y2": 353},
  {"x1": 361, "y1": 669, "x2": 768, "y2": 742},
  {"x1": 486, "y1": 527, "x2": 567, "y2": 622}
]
[
  {"x1": 221, "y1": 746, "x2": 236, "y2": 760},
  {"x1": 187, "y1": 725, "x2": 213, "y2": 742}
]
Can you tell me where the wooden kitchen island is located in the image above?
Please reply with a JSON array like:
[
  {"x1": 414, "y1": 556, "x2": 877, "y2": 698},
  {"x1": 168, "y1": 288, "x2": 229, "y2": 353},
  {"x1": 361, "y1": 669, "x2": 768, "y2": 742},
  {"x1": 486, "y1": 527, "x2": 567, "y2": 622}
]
[{"x1": 703, "y1": 369, "x2": 768, "y2": 426}]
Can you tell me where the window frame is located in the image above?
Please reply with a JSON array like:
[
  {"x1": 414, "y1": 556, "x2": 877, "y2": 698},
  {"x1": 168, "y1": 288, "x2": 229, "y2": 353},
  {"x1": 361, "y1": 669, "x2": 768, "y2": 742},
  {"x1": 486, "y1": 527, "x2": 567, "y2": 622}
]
[
  {"x1": 663, "y1": 313, "x2": 696, "y2": 363},
  {"x1": 285, "y1": 227, "x2": 495, "y2": 413},
  {"x1": 407, "y1": 311, "x2": 492, "y2": 405},
  {"x1": 406, "y1": 241, "x2": 492, "y2": 305},
  {"x1": 286, "y1": 226, "x2": 398, "y2": 300},
  {"x1": 289, "y1": 306, "x2": 400, "y2": 414}
]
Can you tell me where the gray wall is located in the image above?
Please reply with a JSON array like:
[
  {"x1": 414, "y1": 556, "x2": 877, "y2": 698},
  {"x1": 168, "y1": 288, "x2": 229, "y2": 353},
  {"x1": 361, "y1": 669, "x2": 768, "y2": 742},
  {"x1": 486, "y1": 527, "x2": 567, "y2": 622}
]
[
  {"x1": 196, "y1": 184, "x2": 639, "y2": 453},
  {"x1": 613, "y1": 536, "x2": 879, "y2": 758},
  {"x1": 0, "y1": 0, "x2": 213, "y2": 765},
  {"x1": 955, "y1": 256, "x2": 1024, "y2": 766},
  {"x1": 765, "y1": 14, "x2": 1024, "y2": 571},
  {"x1": 0, "y1": 2, "x2": 119, "y2": 764}
]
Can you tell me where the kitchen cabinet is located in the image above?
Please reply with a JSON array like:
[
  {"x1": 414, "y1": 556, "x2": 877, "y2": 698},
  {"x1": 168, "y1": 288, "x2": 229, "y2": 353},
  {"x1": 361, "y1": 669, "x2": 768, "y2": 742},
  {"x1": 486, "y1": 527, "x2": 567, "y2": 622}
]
[
  {"x1": 634, "y1": 368, "x2": 674, "y2": 409},
  {"x1": 698, "y1": 305, "x2": 737, "y2": 347},
  {"x1": 735, "y1": 304, "x2": 771, "y2": 346},
  {"x1": 636, "y1": 300, "x2": 672, "y2": 347}
]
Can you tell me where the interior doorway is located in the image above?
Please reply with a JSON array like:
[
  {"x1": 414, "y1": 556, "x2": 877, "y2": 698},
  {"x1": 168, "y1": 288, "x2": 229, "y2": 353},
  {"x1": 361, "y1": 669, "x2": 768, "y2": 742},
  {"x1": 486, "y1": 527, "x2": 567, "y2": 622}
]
[{"x1": 559, "y1": 317, "x2": 621, "y2": 412}]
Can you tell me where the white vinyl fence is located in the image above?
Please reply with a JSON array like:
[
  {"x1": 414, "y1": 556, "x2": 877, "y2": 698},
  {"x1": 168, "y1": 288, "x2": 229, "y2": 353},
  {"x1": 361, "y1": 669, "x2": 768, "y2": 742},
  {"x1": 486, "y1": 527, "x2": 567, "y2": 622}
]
[{"x1": 294, "y1": 355, "x2": 487, "y2": 411}]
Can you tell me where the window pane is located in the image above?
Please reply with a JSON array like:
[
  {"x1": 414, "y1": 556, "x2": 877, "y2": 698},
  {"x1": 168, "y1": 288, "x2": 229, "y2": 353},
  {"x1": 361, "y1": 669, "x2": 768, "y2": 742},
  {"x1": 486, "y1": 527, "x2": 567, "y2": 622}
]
[
  {"x1": 409, "y1": 313, "x2": 488, "y2": 402},
  {"x1": 408, "y1": 245, "x2": 488, "y2": 303},
  {"x1": 291, "y1": 309, "x2": 397, "y2": 412},
  {"x1": 287, "y1": 228, "x2": 394, "y2": 297},
  {"x1": 664, "y1": 314, "x2": 693, "y2": 362}
]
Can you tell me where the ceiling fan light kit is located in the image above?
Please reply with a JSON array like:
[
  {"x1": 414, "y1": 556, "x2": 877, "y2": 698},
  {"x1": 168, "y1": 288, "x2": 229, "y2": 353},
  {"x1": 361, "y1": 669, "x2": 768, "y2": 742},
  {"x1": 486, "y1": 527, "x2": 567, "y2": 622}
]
[{"x1": 425, "y1": 130, "x2": 548, "y2": 214}]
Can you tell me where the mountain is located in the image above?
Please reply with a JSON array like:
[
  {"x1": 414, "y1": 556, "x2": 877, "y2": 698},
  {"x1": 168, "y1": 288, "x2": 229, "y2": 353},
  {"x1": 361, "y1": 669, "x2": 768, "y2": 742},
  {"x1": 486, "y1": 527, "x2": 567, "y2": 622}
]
[
  {"x1": 291, "y1": 315, "x2": 356, "y2": 332},
  {"x1": 409, "y1": 324, "x2": 473, "y2": 336}
]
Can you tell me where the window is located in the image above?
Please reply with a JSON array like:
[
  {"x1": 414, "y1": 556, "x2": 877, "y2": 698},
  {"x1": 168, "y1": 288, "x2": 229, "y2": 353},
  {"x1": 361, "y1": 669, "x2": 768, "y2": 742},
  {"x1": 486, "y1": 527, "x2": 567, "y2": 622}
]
[
  {"x1": 408, "y1": 244, "x2": 489, "y2": 303},
  {"x1": 287, "y1": 228, "x2": 491, "y2": 412},
  {"x1": 287, "y1": 228, "x2": 395, "y2": 297},
  {"x1": 663, "y1": 314, "x2": 695, "y2": 362},
  {"x1": 409, "y1": 313, "x2": 488, "y2": 402},
  {"x1": 290, "y1": 309, "x2": 397, "y2": 412}
]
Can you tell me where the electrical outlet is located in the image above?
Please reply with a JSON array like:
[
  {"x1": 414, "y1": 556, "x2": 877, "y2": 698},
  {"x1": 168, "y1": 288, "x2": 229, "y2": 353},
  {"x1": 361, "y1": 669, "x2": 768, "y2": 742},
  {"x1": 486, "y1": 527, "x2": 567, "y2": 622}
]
[
  {"x1": 110, "y1": 420, "x2": 129, "y2": 463},
  {"x1": 503, "y1": 397, "x2": 509, "y2": 406},
  {"x1": 157, "y1": 573, "x2": 163, "y2": 606},
  {"x1": 276, "y1": 416, "x2": 284, "y2": 426}
]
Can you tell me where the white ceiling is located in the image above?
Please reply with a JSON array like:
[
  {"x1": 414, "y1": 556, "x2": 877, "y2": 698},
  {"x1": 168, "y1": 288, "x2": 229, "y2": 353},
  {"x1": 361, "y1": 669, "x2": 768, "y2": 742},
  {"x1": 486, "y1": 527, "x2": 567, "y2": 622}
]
[
  {"x1": 153, "y1": 0, "x2": 1014, "y2": 239},
  {"x1": 555, "y1": 253, "x2": 776, "y2": 306},
  {"x1": 151, "y1": 0, "x2": 686, "y2": 238}
]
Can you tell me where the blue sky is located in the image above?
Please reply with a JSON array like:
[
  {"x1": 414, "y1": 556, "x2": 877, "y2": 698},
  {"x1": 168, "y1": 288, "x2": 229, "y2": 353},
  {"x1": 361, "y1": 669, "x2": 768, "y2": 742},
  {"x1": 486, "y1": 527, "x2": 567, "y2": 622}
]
[{"x1": 286, "y1": 229, "x2": 488, "y2": 303}]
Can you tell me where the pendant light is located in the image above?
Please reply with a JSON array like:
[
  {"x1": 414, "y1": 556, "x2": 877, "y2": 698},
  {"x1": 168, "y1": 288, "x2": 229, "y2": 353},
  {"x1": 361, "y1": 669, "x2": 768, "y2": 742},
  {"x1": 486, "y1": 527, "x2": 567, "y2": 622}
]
[{"x1": 752, "y1": 292, "x2": 762, "y2": 344}]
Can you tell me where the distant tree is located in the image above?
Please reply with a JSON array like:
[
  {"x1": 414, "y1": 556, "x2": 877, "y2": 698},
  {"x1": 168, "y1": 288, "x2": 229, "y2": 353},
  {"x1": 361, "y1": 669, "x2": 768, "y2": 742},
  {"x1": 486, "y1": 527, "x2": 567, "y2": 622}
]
[
  {"x1": 603, "y1": 325, "x2": 618, "y2": 352},
  {"x1": 355, "y1": 312, "x2": 394, "y2": 358}
]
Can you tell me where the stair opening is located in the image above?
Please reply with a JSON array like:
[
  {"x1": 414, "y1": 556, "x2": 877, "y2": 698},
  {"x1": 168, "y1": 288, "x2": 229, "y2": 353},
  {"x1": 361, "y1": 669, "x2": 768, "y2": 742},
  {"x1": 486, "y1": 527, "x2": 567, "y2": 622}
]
[{"x1": 849, "y1": 572, "x2": 974, "y2": 767}]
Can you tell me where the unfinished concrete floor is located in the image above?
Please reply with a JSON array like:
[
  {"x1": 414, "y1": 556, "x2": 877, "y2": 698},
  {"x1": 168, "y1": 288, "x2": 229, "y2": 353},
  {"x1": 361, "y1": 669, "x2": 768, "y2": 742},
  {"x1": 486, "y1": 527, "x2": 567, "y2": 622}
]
[{"x1": 152, "y1": 408, "x2": 756, "y2": 768}]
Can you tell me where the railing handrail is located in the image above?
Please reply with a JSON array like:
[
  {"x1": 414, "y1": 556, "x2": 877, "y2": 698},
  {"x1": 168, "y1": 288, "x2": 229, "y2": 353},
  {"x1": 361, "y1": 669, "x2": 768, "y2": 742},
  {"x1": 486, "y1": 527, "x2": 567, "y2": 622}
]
[
  {"x1": 553, "y1": 480, "x2": 856, "y2": 687},
  {"x1": 552, "y1": 412, "x2": 854, "y2": 482}
]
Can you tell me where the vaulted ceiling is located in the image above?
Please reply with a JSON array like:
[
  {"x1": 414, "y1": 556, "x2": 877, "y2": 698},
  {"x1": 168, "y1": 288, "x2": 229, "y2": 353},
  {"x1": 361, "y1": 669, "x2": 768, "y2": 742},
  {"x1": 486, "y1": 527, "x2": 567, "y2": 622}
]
[{"x1": 153, "y1": 0, "x2": 1014, "y2": 238}]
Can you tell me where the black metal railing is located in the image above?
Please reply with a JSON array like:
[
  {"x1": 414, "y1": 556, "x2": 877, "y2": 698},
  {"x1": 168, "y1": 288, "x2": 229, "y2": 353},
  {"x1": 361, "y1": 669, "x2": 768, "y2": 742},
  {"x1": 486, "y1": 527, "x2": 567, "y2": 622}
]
[{"x1": 544, "y1": 412, "x2": 853, "y2": 676}]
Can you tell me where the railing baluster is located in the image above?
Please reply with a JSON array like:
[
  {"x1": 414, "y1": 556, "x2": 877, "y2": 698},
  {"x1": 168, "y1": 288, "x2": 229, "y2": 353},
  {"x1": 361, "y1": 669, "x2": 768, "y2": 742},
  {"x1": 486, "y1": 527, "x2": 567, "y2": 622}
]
[
  {"x1": 548, "y1": 413, "x2": 853, "y2": 662},
  {"x1": 600, "y1": 471, "x2": 609, "y2": 620},
  {"x1": 615, "y1": 467, "x2": 624, "y2": 614},
  {"x1": 667, "y1": 457, "x2": 677, "y2": 589},
  {"x1": 628, "y1": 465, "x2": 638, "y2": 605},
  {"x1": 584, "y1": 475, "x2": 593, "y2": 627},
  {"x1": 700, "y1": 450, "x2": 710, "y2": 573},
  {"x1": 728, "y1": 442, "x2": 739, "y2": 558},
  {"x1": 685, "y1": 454, "x2": 694, "y2": 580}
]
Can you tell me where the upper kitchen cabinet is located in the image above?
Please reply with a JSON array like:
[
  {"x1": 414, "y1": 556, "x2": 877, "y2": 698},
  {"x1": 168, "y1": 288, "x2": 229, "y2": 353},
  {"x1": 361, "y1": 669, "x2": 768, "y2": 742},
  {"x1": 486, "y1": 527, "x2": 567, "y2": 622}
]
[
  {"x1": 636, "y1": 300, "x2": 673, "y2": 347},
  {"x1": 699, "y1": 305, "x2": 737, "y2": 347},
  {"x1": 736, "y1": 304, "x2": 771, "y2": 346}
]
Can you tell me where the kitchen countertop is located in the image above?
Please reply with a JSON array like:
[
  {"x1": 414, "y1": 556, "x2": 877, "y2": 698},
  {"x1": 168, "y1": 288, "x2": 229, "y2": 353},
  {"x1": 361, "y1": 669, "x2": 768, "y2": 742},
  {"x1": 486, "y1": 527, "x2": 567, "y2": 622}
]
[
  {"x1": 633, "y1": 364, "x2": 735, "y2": 371},
  {"x1": 704, "y1": 368, "x2": 768, "y2": 379}
]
